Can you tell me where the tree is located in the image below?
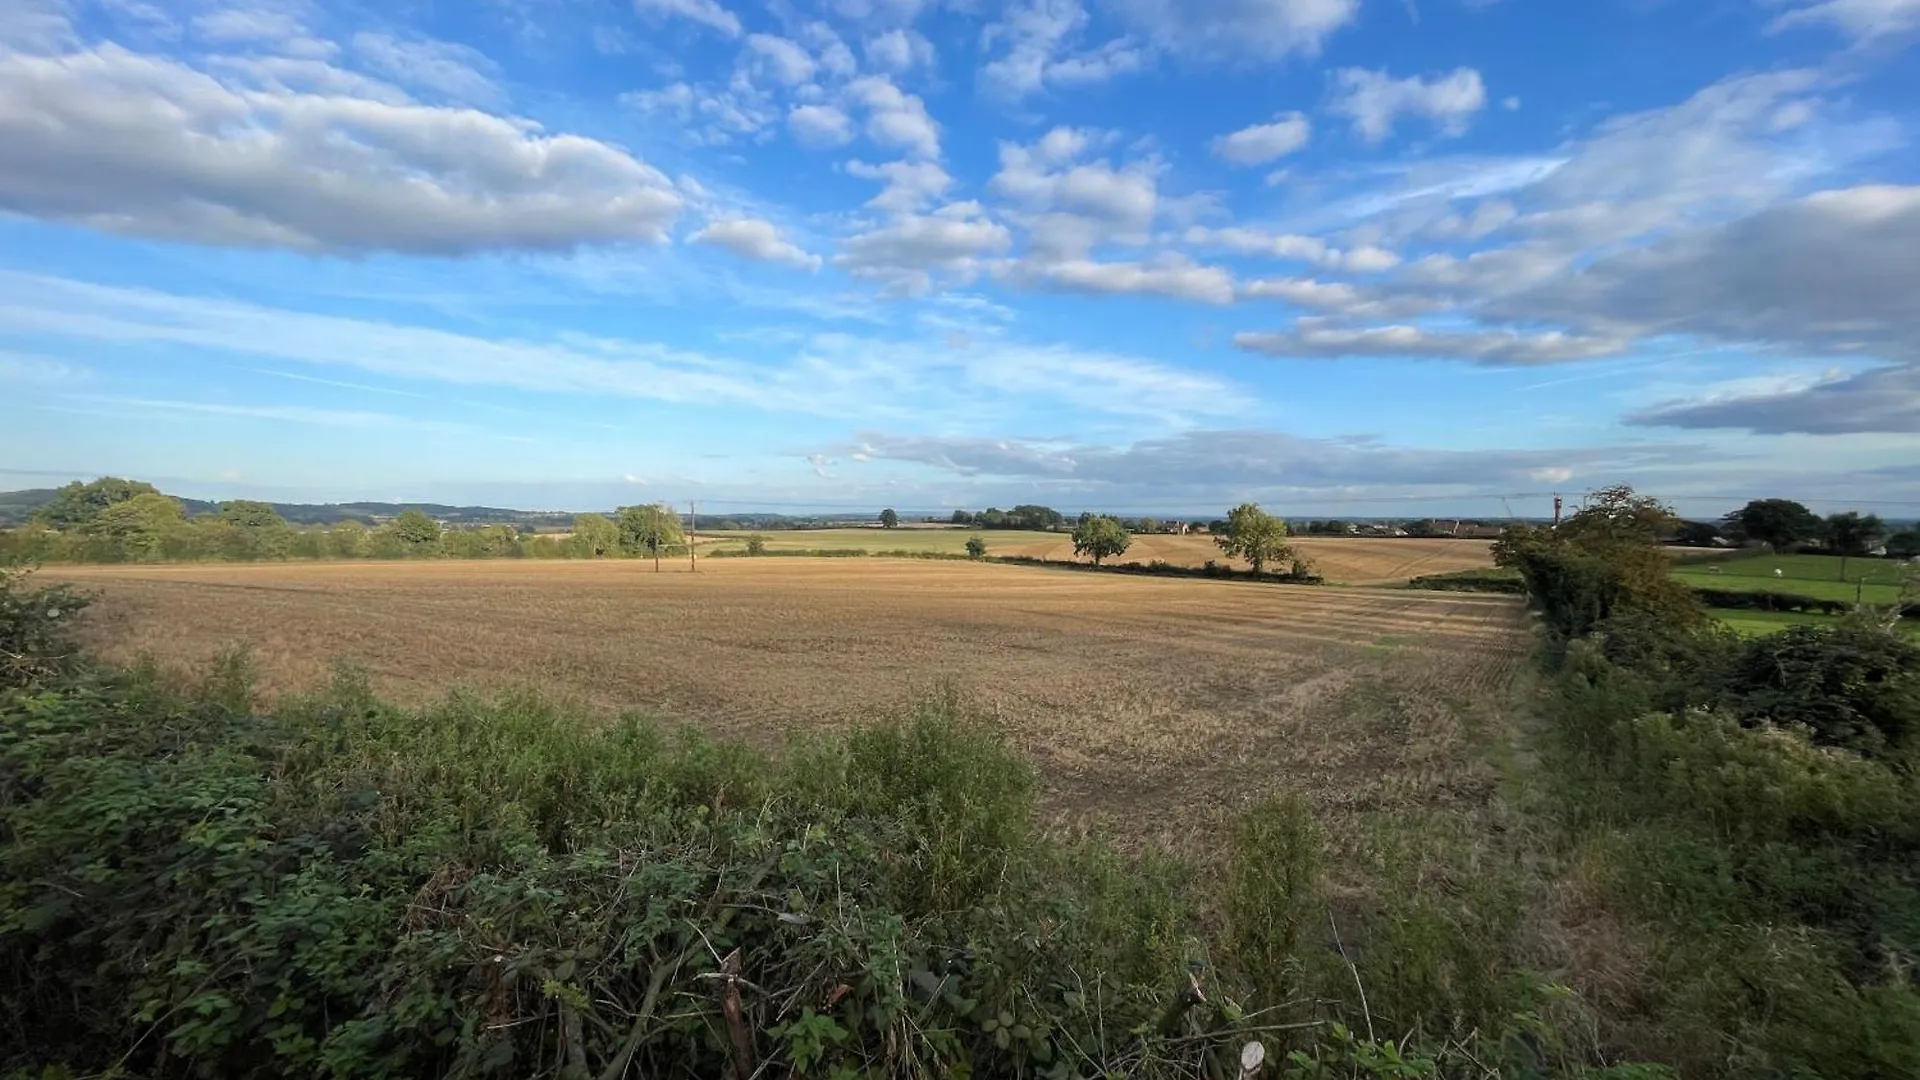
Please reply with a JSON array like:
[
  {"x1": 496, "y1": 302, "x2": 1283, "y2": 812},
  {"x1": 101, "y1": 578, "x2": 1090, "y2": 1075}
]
[
  {"x1": 1826, "y1": 512, "x2": 1886, "y2": 581},
  {"x1": 1889, "y1": 531, "x2": 1920, "y2": 560},
  {"x1": 950, "y1": 510, "x2": 974, "y2": 525},
  {"x1": 1213, "y1": 503, "x2": 1294, "y2": 575},
  {"x1": 1071, "y1": 515, "x2": 1130, "y2": 566},
  {"x1": 33, "y1": 478, "x2": 160, "y2": 530},
  {"x1": 618, "y1": 503, "x2": 685, "y2": 571},
  {"x1": 745, "y1": 534, "x2": 769, "y2": 556},
  {"x1": 1139, "y1": 517, "x2": 1159, "y2": 534},
  {"x1": 217, "y1": 500, "x2": 294, "y2": 560},
  {"x1": 327, "y1": 520, "x2": 369, "y2": 559},
  {"x1": 568, "y1": 513, "x2": 619, "y2": 558},
  {"x1": 1724, "y1": 498, "x2": 1822, "y2": 551},
  {"x1": 85, "y1": 493, "x2": 185, "y2": 562},
  {"x1": 388, "y1": 509, "x2": 442, "y2": 556},
  {"x1": 1494, "y1": 484, "x2": 1701, "y2": 638},
  {"x1": 1673, "y1": 520, "x2": 1723, "y2": 548},
  {"x1": 880, "y1": 508, "x2": 900, "y2": 529},
  {"x1": 965, "y1": 536, "x2": 987, "y2": 559}
]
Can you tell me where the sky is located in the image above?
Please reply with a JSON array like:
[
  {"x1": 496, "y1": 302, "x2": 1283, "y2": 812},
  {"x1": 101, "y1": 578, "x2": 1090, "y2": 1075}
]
[{"x1": 0, "y1": 0, "x2": 1917, "y2": 519}]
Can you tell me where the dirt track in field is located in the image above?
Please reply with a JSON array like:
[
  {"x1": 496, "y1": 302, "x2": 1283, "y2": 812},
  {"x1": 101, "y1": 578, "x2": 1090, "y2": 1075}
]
[{"x1": 42, "y1": 558, "x2": 1529, "y2": 844}]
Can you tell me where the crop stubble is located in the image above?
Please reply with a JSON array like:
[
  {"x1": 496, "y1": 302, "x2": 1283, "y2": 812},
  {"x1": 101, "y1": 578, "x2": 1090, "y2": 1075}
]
[{"x1": 42, "y1": 558, "x2": 1527, "y2": 843}]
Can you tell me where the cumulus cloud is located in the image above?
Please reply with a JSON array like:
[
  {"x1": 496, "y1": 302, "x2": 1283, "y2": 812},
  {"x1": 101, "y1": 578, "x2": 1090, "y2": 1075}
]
[
  {"x1": 690, "y1": 218, "x2": 822, "y2": 271},
  {"x1": 351, "y1": 32, "x2": 502, "y2": 105},
  {"x1": 788, "y1": 103, "x2": 853, "y2": 147},
  {"x1": 979, "y1": 0, "x2": 1150, "y2": 99},
  {"x1": 1211, "y1": 112, "x2": 1312, "y2": 165},
  {"x1": 1239, "y1": 277, "x2": 1368, "y2": 310},
  {"x1": 1182, "y1": 227, "x2": 1399, "y2": 272},
  {"x1": 1766, "y1": 0, "x2": 1920, "y2": 39},
  {"x1": 1102, "y1": 0, "x2": 1361, "y2": 60},
  {"x1": 989, "y1": 130, "x2": 1160, "y2": 254},
  {"x1": 632, "y1": 0, "x2": 742, "y2": 37},
  {"x1": 1235, "y1": 324, "x2": 1626, "y2": 365},
  {"x1": 1005, "y1": 255, "x2": 1236, "y2": 304},
  {"x1": 0, "y1": 44, "x2": 683, "y2": 255},
  {"x1": 863, "y1": 28, "x2": 935, "y2": 73},
  {"x1": 836, "y1": 203, "x2": 1013, "y2": 294},
  {"x1": 1330, "y1": 67, "x2": 1488, "y2": 143},
  {"x1": 846, "y1": 159, "x2": 953, "y2": 212},
  {"x1": 743, "y1": 33, "x2": 816, "y2": 86},
  {"x1": 846, "y1": 75, "x2": 941, "y2": 158}
]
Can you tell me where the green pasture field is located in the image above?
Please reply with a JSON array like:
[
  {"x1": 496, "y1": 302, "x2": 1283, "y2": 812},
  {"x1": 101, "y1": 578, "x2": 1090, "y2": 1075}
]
[{"x1": 1675, "y1": 552, "x2": 1910, "y2": 605}]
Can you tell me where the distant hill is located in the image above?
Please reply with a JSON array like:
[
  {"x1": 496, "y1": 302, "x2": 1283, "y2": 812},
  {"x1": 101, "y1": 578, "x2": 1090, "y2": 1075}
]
[{"x1": 0, "y1": 487, "x2": 852, "y2": 533}]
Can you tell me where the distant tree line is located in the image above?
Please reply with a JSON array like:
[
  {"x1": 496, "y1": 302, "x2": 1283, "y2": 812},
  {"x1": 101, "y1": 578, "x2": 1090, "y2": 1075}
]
[
  {"x1": 1675, "y1": 498, "x2": 1919, "y2": 564},
  {"x1": 0, "y1": 479, "x2": 694, "y2": 568}
]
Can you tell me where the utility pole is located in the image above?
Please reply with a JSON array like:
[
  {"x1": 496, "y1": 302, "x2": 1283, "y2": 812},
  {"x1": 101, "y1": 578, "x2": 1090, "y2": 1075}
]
[
  {"x1": 688, "y1": 500, "x2": 697, "y2": 572},
  {"x1": 1553, "y1": 494, "x2": 1563, "y2": 527}
]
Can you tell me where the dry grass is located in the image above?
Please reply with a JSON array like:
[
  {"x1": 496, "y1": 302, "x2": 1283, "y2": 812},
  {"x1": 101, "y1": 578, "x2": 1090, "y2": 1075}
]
[
  {"x1": 702, "y1": 529, "x2": 1495, "y2": 585},
  {"x1": 41, "y1": 558, "x2": 1527, "y2": 847}
]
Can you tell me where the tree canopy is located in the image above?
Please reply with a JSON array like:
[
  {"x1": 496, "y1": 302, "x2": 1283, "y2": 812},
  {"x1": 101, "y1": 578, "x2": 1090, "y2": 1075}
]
[
  {"x1": 1212, "y1": 503, "x2": 1294, "y2": 575},
  {"x1": 32, "y1": 478, "x2": 160, "y2": 530},
  {"x1": 569, "y1": 514, "x2": 619, "y2": 558},
  {"x1": 1070, "y1": 515, "x2": 1130, "y2": 566},
  {"x1": 617, "y1": 504, "x2": 685, "y2": 569},
  {"x1": 388, "y1": 510, "x2": 443, "y2": 552},
  {"x1": 1724, "y1": 498, "x2": 1823, "y2": 551},
  {"x1": 1495, "y1": 485, "x2": 1701, "y2": 638},
  {"x1": 880, "y1": 508, "x2": 900, "y2": 529}
]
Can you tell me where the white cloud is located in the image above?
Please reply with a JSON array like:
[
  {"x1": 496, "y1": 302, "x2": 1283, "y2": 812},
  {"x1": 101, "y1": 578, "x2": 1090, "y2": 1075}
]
[
  {"x1": 1, "y1": 0, "x2": 76, "y2": 51},
  {"x1": 743, "y1": 34, "x2": 816, "y2": 86},
  {"x1": 989, "y1": 131, "x2": 1160, "y2": 251},
  {"x1": 1329, "y1": 67, "x2": 1488, "y2": 143},
  {"x1": 836, "y1": 203, "x2": 1013, "y2": 294},
  {"x1": 788, "y1": 103, "x2": 853, "y2": 147},
  {"x1": 846, "y1": 76, "x2": 941, "y2": 159},
  {"x1": 690, "y1": 218, "x2": 822, "y2": 271},
  {"x1": 1182, "y1": 227, "x2": 1400, "y2": 272},
  {"x1": 1766, "y1": 0, "x2": 1920, "y2": 39},
  {"x1": 1005, "y1": 255, "x2": 1236, "y2": 304},
  {"x1": 351, "y1": 32, "x2": 502, "y2": 106},
  {"x1": 192, "y1": 8, "x2": 307, "y2": 46},
  {"x1": 1211, "y1": 112, "x2": 1311, "y2": 165},
  {"x1": 1235, "y1": 324, "x2": 1626, "y2": 364},
  {"x1": 846, "y1": 159, "x2": 953, "y2": 212},
  {"x1": 979, "y1": 0, "x2": 1149, "y2": 100},
  {"x1": 1239, "y1": 277, "x2": 1367, "y2": 310},
  {"x1": 632, "y1": 0, "x2": 742, "y2": 37},
  {"x1": 0, "y1": 349, "x2": 88, "y2": 385},
  {"x1": 863, "y1": 28, "x2": 934, "y2": 73},
  {"x1": 807, "y1": 453, "x2": 837, "y2": 478},
  {"x1": 1101, "y1": 0, "x2": 1360, "y2": 60},
  {"x1": 624, "y1": 80, "x2": 776, "y2": 144},
  {"x1": 0, "y1": 44, "x2": 683, "y2": 255}
]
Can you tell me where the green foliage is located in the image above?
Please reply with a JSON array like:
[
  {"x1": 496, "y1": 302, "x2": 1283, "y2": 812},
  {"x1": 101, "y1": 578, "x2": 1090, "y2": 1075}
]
[
  {"x1": 567, "y1": 513, "x2": 618, "y2": 558},
  {"x1": 1495, "y1": 486, "x2": 1702, "y2": 639},
  {"x1": 1071, "y1": 514, "x2": 1131, "y2": 566},
  {"x1": 1719, "y1": 623, "x2": 1920, "y2": 756},
  {"x1": 30, "y1": 477, "x2": 160, "y2": 529},
  {"x1": 879, "y1": 508, "x2": 899, "y2": 529},
  {"x1": 0, "y1": 569, "x2": 89, "y2": 688},
  {"x1": 1405, "y1": 568, "x2": 1527, "y2": 594},
  {"x1": 386, "y1": 509, "x2": 442, "y2": 554},
  {"x1": 1213, "y1": 503, "x2": 1295, "y2": 575},
  {"x1": 616, "y1": 503, "x2": 685, "y2": 566},
  {"x1": 965, "y1": 536, "x2": 987, "y2": 559},
  {"x1": 1826, "y1": 512, "x2": 1886, "y2": 559},
  {"x1": 85, "y1": 492, "x2": 186, "y2": 562},
  {"x1": 744, "y1": 533, "x2": 769, "y2": 556},
  {"x1": 1723, "y1": 498, "x2": 1823, "y2": 552}
]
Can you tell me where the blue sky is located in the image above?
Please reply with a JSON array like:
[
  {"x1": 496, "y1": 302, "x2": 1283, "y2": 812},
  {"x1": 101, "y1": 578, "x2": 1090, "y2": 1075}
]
[{"x1": 1, "y1": 0, "x2": 1917, "y2": 518}]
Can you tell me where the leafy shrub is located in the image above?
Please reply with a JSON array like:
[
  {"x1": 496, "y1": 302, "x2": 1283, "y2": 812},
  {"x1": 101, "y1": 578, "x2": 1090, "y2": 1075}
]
[
  {"x1": 0, "y1": 568, "x2": 89, "y2": 689},
  {"x1": 1717, "y1": 623, "x2": 1920, "y2": 756}
]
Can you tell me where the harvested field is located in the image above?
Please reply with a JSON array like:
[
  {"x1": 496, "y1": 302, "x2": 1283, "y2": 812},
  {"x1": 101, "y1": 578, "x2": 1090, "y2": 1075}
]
[
  {"x1": 41, "y1": 558, "x2": 1528, "y2": 846},
  {"x1": 705, "y1": 528, "x2": 1495, "y2": 584}
]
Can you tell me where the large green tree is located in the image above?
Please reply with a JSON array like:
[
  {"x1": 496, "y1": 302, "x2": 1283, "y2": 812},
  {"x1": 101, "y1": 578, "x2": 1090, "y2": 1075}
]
[
  {"x1": 1213, "y1": 503, "x2": 1295, "y2": 575},
  {"x1": 85, "y1": 493, "x2": 185, "y2": 562},
  {"x1": 1494, "y1": 484, "x2": 1701, "y2": 638},
  {"x1": 1724, "y1": 498, "x2": 1823, "y2": 551},
  {"x1": 33, "y1": 478, "x2": 160, "y2": 530},
  {"x1": 1825, "y1": 512, "x2": 1887, "y2": 581},
  {"x1": 1071, "y1": 514, "x2": 1130, "y2": 566},
  {"x1": 569, "y1": 514, "x2": 619, "y2": 558},
  {"x1": 217, "y1": 500, "x2": 295, "y2": 560},
  {"x1": 386, "y1": 510, "x2": 443, "y2": 557},
  {"x1": 617, "y1": 504, "x2": 686, "y2": 571},
  {"x1": 880, "y1": 508, "x2": 900, "y2": 529}
]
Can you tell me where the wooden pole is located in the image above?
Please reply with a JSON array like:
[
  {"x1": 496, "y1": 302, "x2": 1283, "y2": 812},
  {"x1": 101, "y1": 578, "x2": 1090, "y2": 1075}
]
[{"x1": 689, "y1": 500, "x2": 697, "y2": 573}]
